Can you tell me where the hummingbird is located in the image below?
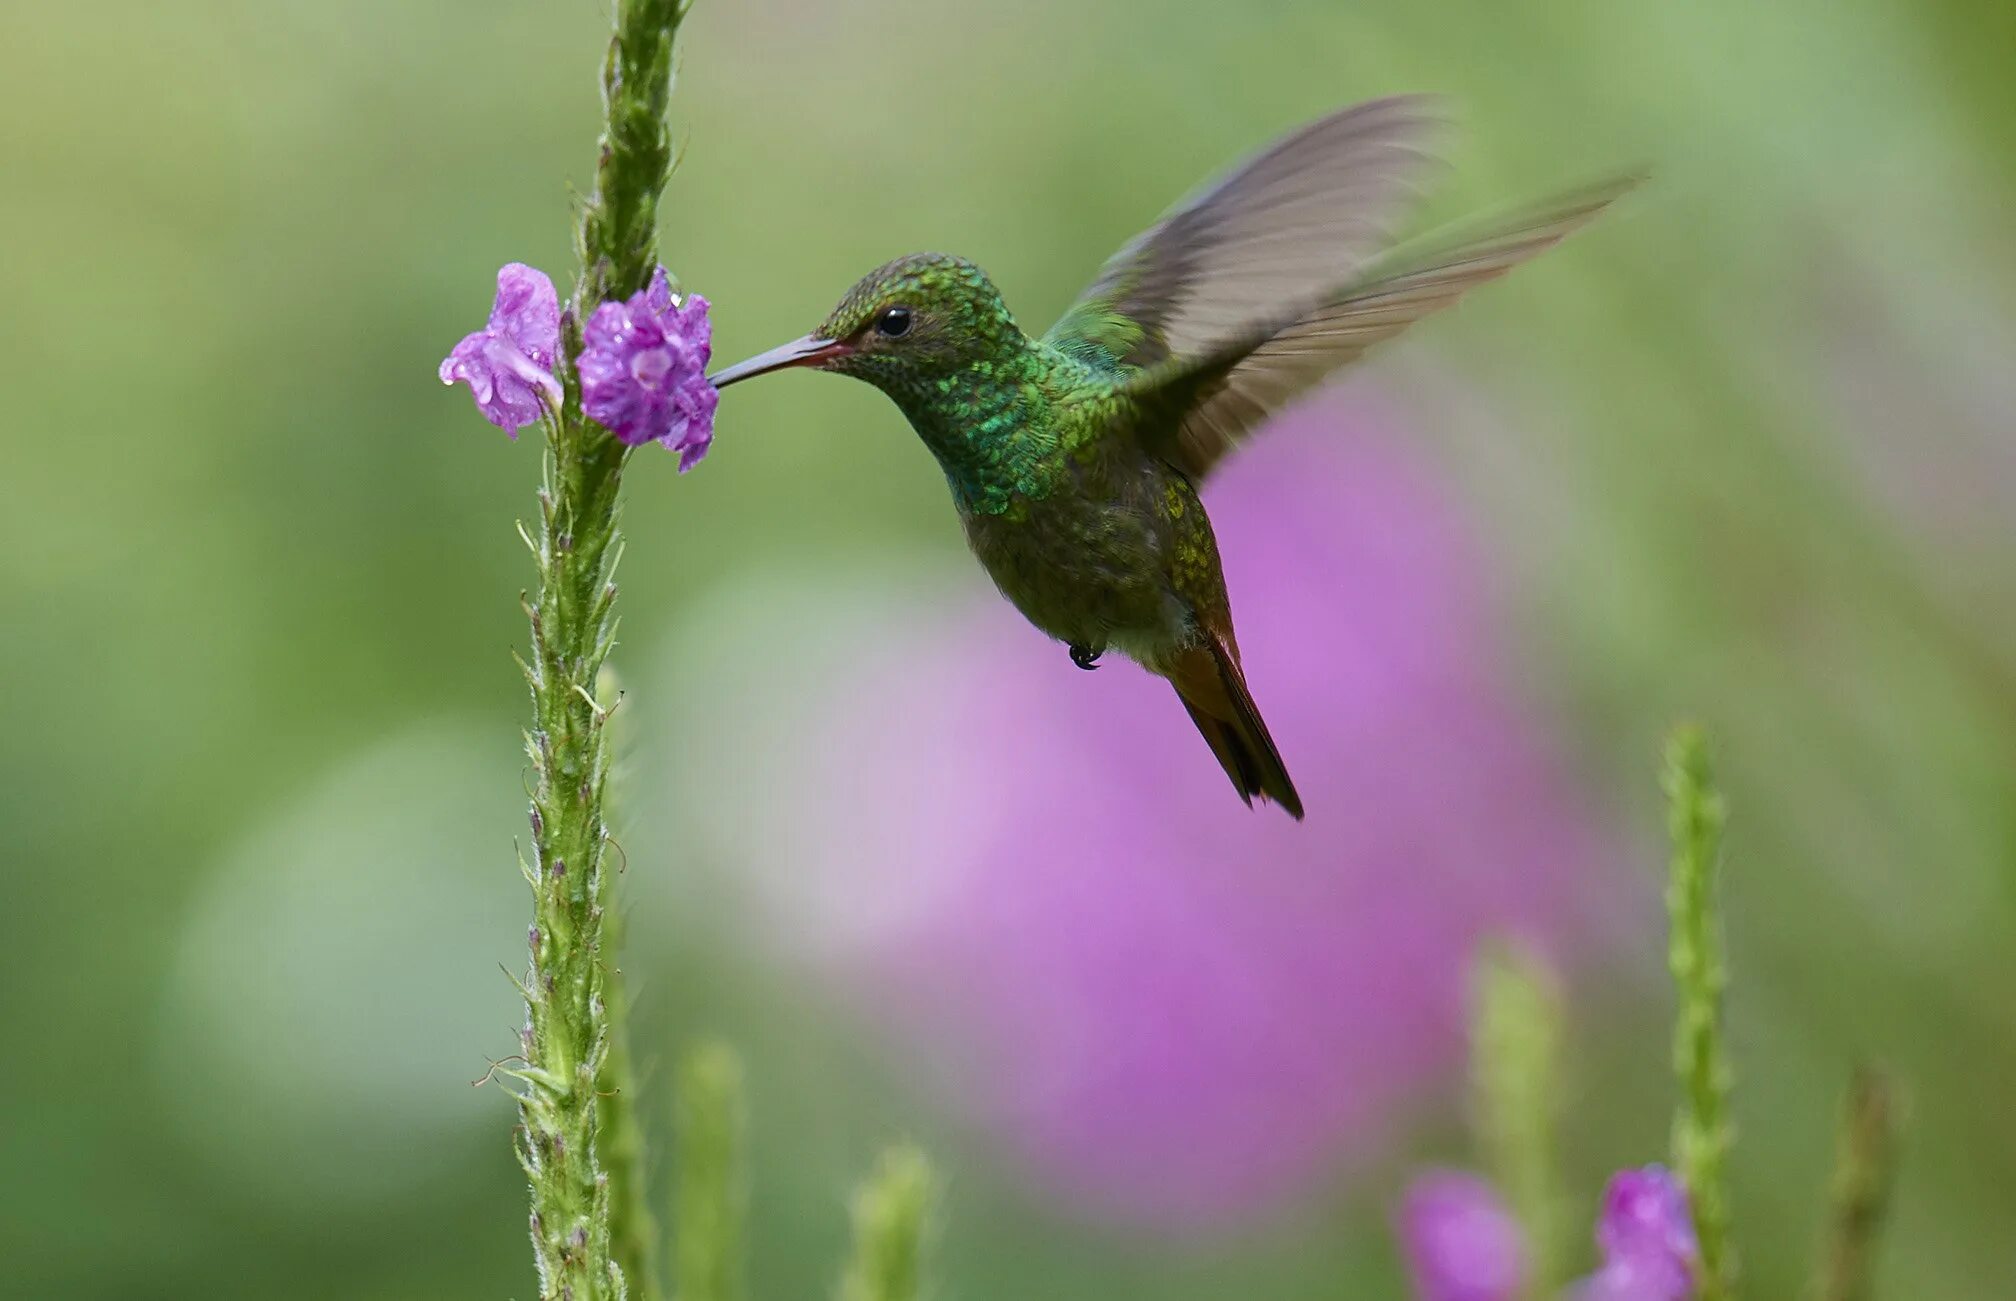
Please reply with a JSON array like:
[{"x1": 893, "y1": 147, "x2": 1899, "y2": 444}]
[{"x1": 711, "y1": 97, "x2": 1633, "y2": 819}]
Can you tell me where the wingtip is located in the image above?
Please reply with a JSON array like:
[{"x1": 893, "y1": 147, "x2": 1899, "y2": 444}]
[
  {"x1": 1574, "y1": 168, "x2": 1651, "y2": 210},
  {"x1": 1513, "y1": 169, "x2": 1650, "y2": 231},
  {"x1": 1255, "y1": 792, "x2": 1307, "y2": 821}
]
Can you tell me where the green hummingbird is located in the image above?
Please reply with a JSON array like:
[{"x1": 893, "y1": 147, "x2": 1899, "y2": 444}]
[{"x1": 712, "y1": 97, "x2": 1633, "y2": 819}]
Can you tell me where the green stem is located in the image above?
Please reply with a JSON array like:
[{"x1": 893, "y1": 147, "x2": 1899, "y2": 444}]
[
  {"x1": 1809, "y1": 1068, "x2": 1901, "y2": 1301},
  {"x1": 1470, "y1": 943, "x2": 1570, "y2": 1297},
  {"x1": 514, "y1": 2, "x2": 693, "y2": 1297},
  {"x1": 1663, "y1": 725, "x2": 1737, "y2": 1300},
  {"x1": 600, "y1": 898, "x2": 663, "y2": 1301},
  {"x1": 838, "y1": 1147, "x2": 934, "y2": 1301},
  {"x1": 673, "y1": 1043, "x2": 747, "y2": 1301}
]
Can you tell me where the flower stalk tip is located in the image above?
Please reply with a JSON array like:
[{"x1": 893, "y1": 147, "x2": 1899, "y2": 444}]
[
  {"x1": 1471, "y1": 944, "x2": 1571, "y2": 1294},
  {"x1": 839, "y1": 1146, "x2": 934, "y2": 1301},
  {"x1": 1810, "y1": 1068, "x2": 1901, "y2": 1301},
  {"x1": 1663, "y1": 726, "x2": 1736, "y2": 1299}
]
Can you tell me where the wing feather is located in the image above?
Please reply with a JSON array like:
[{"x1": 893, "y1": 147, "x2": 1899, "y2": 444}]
[
  {"x1": 1135, "y1": 175, "x2": 1641, "y2": 480},
  {"x1": 1044, "y1": 97, "x2": 1446, "y2": 371}
]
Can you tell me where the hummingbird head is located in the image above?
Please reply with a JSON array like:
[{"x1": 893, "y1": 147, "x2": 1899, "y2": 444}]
[{"x1": 709, "y1": 253, "x2": 1022, "y2": 400}]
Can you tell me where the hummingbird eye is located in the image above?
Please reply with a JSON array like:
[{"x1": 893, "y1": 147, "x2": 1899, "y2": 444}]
[{"x1": 875, "y1": 306, "x2": 913, "y2": 338}]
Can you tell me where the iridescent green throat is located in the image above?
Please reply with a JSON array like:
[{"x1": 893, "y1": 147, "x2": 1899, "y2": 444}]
[{"x1": 848, "y1": 341, "x2": 1096, "y2": 518}]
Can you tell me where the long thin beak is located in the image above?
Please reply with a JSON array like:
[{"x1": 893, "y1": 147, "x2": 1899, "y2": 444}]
[{"x1": 708, "y1": 335, "x2": 851, "y2": 388}]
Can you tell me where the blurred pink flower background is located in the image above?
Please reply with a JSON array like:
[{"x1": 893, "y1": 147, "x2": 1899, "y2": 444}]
[{"x1": 656, "y1": 390, "x2": 1632, "y2": 1227}]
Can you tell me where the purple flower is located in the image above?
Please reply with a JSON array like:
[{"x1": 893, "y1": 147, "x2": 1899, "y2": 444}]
[
  {"x1": 1399, "y1": 1172, "x2": 1527, "y2": 1301},
  {"x1": 1397, "y1": 1165, "x2": 1696, "y2": 1301},
  {"x1": 1570, "y1": 1167, "x2": 1698, "y2": 1301},
  {"x1": 578, "y1": 266, "x2": 717, "y2": 468},
  {"x1": 438, "y1": 263, "x2": 562, "y2": 436},
  {"x1": 660, "y1": 391, "x2": 1629, "y2": 1225}
]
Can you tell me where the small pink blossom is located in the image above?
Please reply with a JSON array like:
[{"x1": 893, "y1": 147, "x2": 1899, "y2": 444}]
[
  {"x1": 438, "y1": 263, "x2": 562, "y2": 437},
  {"x1": 1571, "y1": 1166, "x2": 1698, "y2": 1301},
  {"x1": 1399, "y1": 1171, "x2": 1527, "y2": 1301}
]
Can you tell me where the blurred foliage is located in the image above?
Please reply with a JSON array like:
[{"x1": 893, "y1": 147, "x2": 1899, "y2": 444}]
[
  {"x1": 673, "y1": 1043, "x2": 747, "y2": 1301},
  {"x1": 2, "y1": 0, "x2": 2013, "y2": 1297}
]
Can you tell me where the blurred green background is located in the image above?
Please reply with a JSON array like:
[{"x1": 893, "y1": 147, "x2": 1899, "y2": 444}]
[{"x1": 5, "y1": 0, "x2": 2014, "y2": 1296}]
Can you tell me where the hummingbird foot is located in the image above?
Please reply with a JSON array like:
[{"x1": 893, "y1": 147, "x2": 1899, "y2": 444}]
[{"x1": 1069, "y1": 642, "x2": 1103, "y2": 671}]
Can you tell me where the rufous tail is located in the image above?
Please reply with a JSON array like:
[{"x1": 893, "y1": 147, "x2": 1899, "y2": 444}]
[{"x1": 1169, "y1": 635, "x2": 1304, "y2": 820}]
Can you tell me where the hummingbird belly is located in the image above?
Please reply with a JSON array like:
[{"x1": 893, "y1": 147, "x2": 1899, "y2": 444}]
[{"x1": 961, "y1": 489, "x2": 1188, "y2": 660}]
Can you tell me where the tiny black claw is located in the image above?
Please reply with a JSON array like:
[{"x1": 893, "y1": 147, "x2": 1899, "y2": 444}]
[{"x1": 1069, "y1": 642, "x2": 1103, "y2": 671}]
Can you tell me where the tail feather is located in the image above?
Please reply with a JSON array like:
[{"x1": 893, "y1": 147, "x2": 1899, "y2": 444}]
[{"x1": 1170, "y1": 636, "x2": 1304, "y2": 820}]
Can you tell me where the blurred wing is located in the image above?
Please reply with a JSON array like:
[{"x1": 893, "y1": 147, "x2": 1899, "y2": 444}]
[
  {"x1": 1044, "y1": 97, "x2": 1444, "y2": 371},
  {"x1": 1134, "y1": 176, "x2": 1640, "y2": 480}
]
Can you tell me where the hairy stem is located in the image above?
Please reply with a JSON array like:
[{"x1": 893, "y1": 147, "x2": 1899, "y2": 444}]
[
  {"x1": 600, "y1": 897, "x2": 663, "y2": 1301},
  {"x1": 1664, "y1": 725, "x2": 1737, "y2": 1300},
  {"x1": 514, "y1": 2, "x2": 693, "y2": 1297}
]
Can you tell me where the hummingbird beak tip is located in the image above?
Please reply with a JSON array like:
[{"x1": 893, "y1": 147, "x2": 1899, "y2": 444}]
[{"x1": 708, "y1": 335, "x2": 850, "y2": 389}]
